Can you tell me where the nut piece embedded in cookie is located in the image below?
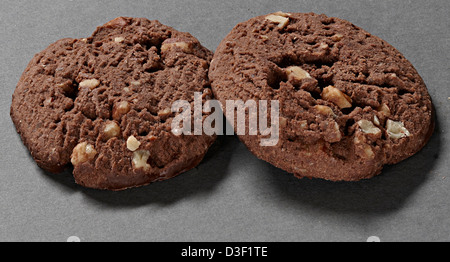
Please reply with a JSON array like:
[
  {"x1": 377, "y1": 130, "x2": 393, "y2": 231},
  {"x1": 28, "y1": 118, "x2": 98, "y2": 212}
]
[
  {"x1": 272, "y1": 11, "x2": 292, "y2": 17},
  {"x1": 158, "y1": 108, "x2": 172, "y2": 118},
  {"x1": 79, "y1": 79, "x2": 100, "y2": 90},
  {"x1": 314, "y1": 105, "x2": 337, "y2": 118},
  {"x1": 130, "y1": 81, "x2": 141, "y2": 86},
  {"x1": 357, "y1": 119, "x2": 381, "y2": 135},
  {"x1": 132, "y1": 150, "x2": 151, "y2": 171},
  {"x1": 112, "y1": 101, "x2": 131, "y2": 120},
  {"x1": 363, "y1": 144, "x2": 375, "y2": 159},
  {"x1": 321, "y1": 86, "x2": 352, "y2": 109},
  {"x1": 378, "y1": 103, "x2": 391, "y2": 116},
  {"x1": 104, "y1": 17, "x2": 129, "y2": 28},
  {"x1": 319, "y1": 43, "x2": 329, "y2": 50},
  {"x1": 354, "y1": 136, "x2": 375, "y2": 159},
  {"x1": 331, "y1": 34, "x2": 344, "y2": 42},
  {"x1": 386, "y1": 120, "x2": 411, "y2": 139},
  {"x1": 265, "y1": 13, "x2": 290, "y2": 28},
  {"x1": 56, "y1": 80, "x2": 74, "y2": 94},
  {"x1": 103, "y1": 121, "x2": 121, "y2": 140},
  {"x1": 373, "y1": 115, "x2": 380, "y2": 126},
  {"x1": 285, "y1": 66, "x2": 311, "y2": 81},
  {"x1": 127, "y1": 136, "x2": 141, "y2": 151},
  {"x1": 330, "y1": 121, "x2": 342, "y2": 142},
  {"x1": 114, "y1": 36, "x2": 125, "y2": 43},
  {"x1": 161, "y1": 39, "x2": 194, "y2": 54},
  {"x1": 71, "y1": 142, "x2": 97, "y2": 166}
]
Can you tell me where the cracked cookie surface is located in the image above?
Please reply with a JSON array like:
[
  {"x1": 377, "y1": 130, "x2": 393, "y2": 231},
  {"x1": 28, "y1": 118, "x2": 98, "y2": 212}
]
[
  {"x1": 209, "y1": 12, "x2": 434, "y2": 181},
  {"x1": 11, "y1": 17, "x2": 216, "y2": 190}
]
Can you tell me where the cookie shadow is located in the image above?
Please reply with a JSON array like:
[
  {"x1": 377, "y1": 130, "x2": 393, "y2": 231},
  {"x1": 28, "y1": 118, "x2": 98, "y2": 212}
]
[
  {"x1": 73, "y1": 134, "x2": 236, "y2": 208},
  {"x1": 262, "y1": 113, "x2": 442, "y2": 215}
]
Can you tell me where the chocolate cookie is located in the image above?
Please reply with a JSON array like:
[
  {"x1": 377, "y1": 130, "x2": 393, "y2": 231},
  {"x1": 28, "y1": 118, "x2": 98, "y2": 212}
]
[
  {"x1": 11, "y1": 17, "x2": 216, "y2": 190},
  {"x1": 209, "y1": 12, "x2": 434, "y2": 181}
]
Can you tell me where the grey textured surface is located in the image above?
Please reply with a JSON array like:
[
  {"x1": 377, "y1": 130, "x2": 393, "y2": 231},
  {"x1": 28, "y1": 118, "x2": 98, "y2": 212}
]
[{"x1": 1, "y1": 0, "x2": 449, "y2": 242}]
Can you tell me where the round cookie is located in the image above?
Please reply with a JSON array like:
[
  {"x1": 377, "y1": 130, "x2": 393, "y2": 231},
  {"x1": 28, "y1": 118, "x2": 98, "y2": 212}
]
[
  {"x1": 209, "y1": 12, "x2": 435, "y2": 181},
  {"x1": 11, "y1": 17, "x2": 216, "y2": 190}
]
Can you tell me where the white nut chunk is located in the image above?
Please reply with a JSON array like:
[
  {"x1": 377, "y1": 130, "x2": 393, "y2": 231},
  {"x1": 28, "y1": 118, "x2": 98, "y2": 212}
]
[
  {"x1": 43, "y1": 97, "x2": 53, "y2": 107},
  {"x1": 357, "y1": 119, "x2": 381, "y2": 135},
  {"x1": 373, "y1": 115, "x2": 380, "y2": 126},
  {"x1": 158, "y1": 108, "x2": 172, "y2": 118},
  {"x1": 127, "y1": 136, "x2": 141, "y2": 152},
  {"x1": 319, "y1": 42, "x2": 329, "y2": 50},
  {"x1": 272, "y1": 11, "x2": 292, "y2": 17},
  {"x1": 112, "y1": 101, "x2": 131, "y2": 120},
  {"x1": 56, "y1": 80, "x2": 74, "y2": 94},
  {"x1": 331, "y1": 121, "x2": 342, "y2": 141},
  {"x1": 321, "y1": 86, "x2": 353, "y2": 109},
  {"x1": 79, "y1": 79, "x2": 100, "y2": 90},
  {"x1": 103, "y1": 121, "x2": 121, "y2": 140},
  {"x1": 331, "y1": 34, "x2": 344, "y2": 42},
  {"x1": 386, "y1": 120, "x2": 411, "y2": 139},
  {"x1": 285, "y1": 66, "x2": 311, "y2": 81},
  {"x1": 130, "y1": 81, "x2": 141, "y2": 86},
  {"x1": 314, "y1": 105, "x2": 337, "y2": 118},
  {"x1": 132, "y1": 150, "x2": 151, "y2": 171},
  {"x1": 161, "y1": 41, "x2": 193, "y2": 53},
  {"x1": 363, "y1": 144, "x2": 375, "y2": 159},
  {"x1": 299, "y1": 120, "x2": 308, "y2": 129},
  {"x1": 265, "y1": 13, "x2": 290, "y2": 29},
  {"x1": 71, "y1": 142, "x2": 97, "y2": 166},
  {"x1": 114, "y1": 36, "x2": 125, "y2": 43}
]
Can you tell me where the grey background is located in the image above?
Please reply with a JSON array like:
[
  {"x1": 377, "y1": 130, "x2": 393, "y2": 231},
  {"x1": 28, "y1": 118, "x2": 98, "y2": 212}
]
[{"x1": 0, "y1": 0, "x2": 449, "y2": 242}]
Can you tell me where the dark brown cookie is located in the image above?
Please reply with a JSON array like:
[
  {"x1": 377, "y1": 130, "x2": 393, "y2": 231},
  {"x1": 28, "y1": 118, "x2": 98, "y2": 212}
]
[
  {"x1": 209, "y1": 12, "x2": 434, "y2": 181},
  {"x1": 11, "y1": 17, "x2": 216, "y2": 190}
]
